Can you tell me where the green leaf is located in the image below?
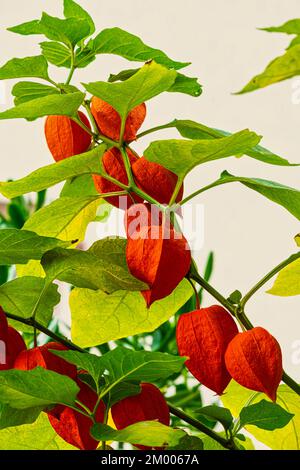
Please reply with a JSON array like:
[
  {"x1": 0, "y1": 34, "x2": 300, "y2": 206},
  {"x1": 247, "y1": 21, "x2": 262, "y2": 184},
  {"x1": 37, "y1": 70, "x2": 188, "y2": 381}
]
[
  {"x1": 169, "y1": 434, "x2": 204, "y2": 450},
  {"x1": 83, "y1": 61, "x2": 177, "y2": 118},
  {"x1": 0, "y1": 229, "x2": 69, "y2": 264},
  {"x1": 109, "y1": 382, "x2": 141, "y2": 406},
  {"x1": 39, "y1": 13, "x2": 91, "y2": 47},
  {"x1": 288, "y1": 35, "x2": 300, "y2": 49},
  {"x1": 41, "y1": 244, "x2": 147, "y2": 292},
  {"x1": 0, "y1": 144, "x2": 106, "y2": 199},
  {"x1": 64, "y1": 0, "x2": 95, "y2": 35},
  {"x1": 239, "y1": 400, "x2": 294, "y2": 431},
  {"x1": 60, "y1": 174, "x2": 98, "y2": 197},
  {"x1": 70, "y1": 279, "x2": 192, "y2": 347},
  {"x1": 196, "y1": 406, "x2": 233, "y2": 431},
  {"x1": 218, "y1": 171, "x2": 300, "y2": 221},
  {"x1": 237, "y1": 45, "x2": 300, "y2": 93},
  {"x1": 24, "y1": 196, "x2": 101, "y2": 243},
  {"x1": 0, "y1": 403, "x2": 42, "y2": 430},
  {"x1": 108, "y1": 68, "x2": 202, "y2": 97},
  {"x1": 261, "y1": 19, "x2": 300, "y2": 35},
  {"x1": 12, "y1": 81, "x2": 59, "y2": 106},
  {"x1": 92, "y1": 421, "x2": 185, "y2": 448},
  {"x1": 0, "y1": 368, "x2": 79, "y2": 409},
  {"x1": 0, "y1": 277, "x2": 60, "y2": 333},
  {"x1": 173, "y1": 119, "x2": 298, "y2": 166},
  {"x1": 143, "y1": 130, "x2": 261, "y2": 178},
  {"x1": 40, "y1": 42, "x2": 71, "y2": 68},
  {"x1": 0, "y1": 412, "x2": 75, "y2": 449},
  {"x1": 222, "y1": 382, "x2": 300, "y2": 449},
  {"x1": 0, "y1": 91, "x2": 85, "y2": 121},
  {"x1": 92, "y1": 27, "x2": 190, "y2": 70},
  {"x1": 268, "y1": 256, "x2": 300, "y2": 296},
  {"x1": 8, "y1": 20, "x2": 44, "y2": 36},
  {"x1": 0, "y1": 56, "x2": 49, "y2": 81}
]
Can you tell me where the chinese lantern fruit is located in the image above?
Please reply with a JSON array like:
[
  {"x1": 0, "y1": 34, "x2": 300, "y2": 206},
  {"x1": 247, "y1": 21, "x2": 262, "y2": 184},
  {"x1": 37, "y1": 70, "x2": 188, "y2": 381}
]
[
  {"x1": 225, "y1": 327, "x2": 283, "y2": 401},
  {"x1": 93, "y1": 147, "x2": 142, "y2": 209},
  {"x1": 125, "y1": 203, "x2": 163, "y2": 238},
  {"x1": 0, "y1": 308, "x2": 26, "y2": 370},
  {"x1": 111, "y1": 383, "x2": 170, "y2": 450},
  {"x1": 132, "y1": 157, "x2": 184, "y2": 205},
  {"x1": 126, "y1": 224, "x2": 191, "y2": 307},
  {"x1": 45, "y1": 112, "x2": 92, "y2": 162},
  {"x1": 14, "y1": 342, "x2": 77, "y2": 379},
  {"x1": 91, "y1": 97, "x2": 146, "y2": 142},
  {"x1": 48, "y1": 378, "x2": 105, "y2": 450},
  {"x1": 176, "y1": 305, "x2": 239, "y2": 395}
]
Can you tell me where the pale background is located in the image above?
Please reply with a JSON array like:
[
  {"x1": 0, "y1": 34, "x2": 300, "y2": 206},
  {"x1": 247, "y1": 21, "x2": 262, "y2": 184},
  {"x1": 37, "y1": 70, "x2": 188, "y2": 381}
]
[{"x1": 0, "y1": 0, "x2": 300, "y2": 386}]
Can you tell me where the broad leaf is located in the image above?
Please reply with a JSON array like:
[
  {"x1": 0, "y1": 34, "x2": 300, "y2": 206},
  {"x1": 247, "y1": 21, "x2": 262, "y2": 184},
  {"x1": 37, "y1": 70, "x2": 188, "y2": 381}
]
[
  {"x1": 196, "y1": 406, "x2": 233, "y2": 430},
  {"x1": 169, "y1": 434, "x2": 204, "y2": 450},
  {"x1": 41, "y1": 246, "x2": 147, "y2": 292},
  {"x1": 40, "y1": 42, "x2": 71, "y2": 68},
  {"x1": 108, "y1": 68, "x2": 202, "y2": 97},
  {"x1": 12, "y1": 81, "x2": 59, "y2": 106},
  {"x1": 0, "y1": 56, "x2": 49, "y2": 81},
  {"x1": 261, "y1": 20, "x2": 300, "y2": 35},
  {"x1": 0, "y1": 412, "x2": 75, "y2": 450},
  {"x1": 70, "y1": 279, "x2": 192, "y2": 347},
  {"x1": 83, "y1": 61, "x2": 177, "y2": 118},
  {"x1": 92, "y1": 27, "x2": 189, "y2": 70},
  {"x1": 143, "y1": 130, "x2": 261, "y2": 178},
  {"x1": 0, "y1": 368, "x2": 79, "y2": 409},
  {"x1": 23, "y1": 196, "x2": 101, "y2": 243},
  {"x1": 39, "y1": 13, "x2": 91, "y2": 47},
  {"x1": 217, "y1": 171, "x2": 300, "y2": 221},
  {"x1": 239, "y1": 400, "x2": 294, "y2": 431},
  {"x1": 0, "y1": 277, "x2": 60, "y2": 333},
  {"x1": 0, "y1": 229, "x2": 69, "y2": 264},
  {"x1": 0, "y1": 144, "x2": 106, "y2": 199},
  {"x1": 8, "y1": 20, "x2": 44, "y2": 36},
  {"x1": 64, "y1": 0, "x2": 95, "y2": 35},
  {"x1": 0, "y1": 91, "x2": 85, "y2": 121},
  {"x1": 173, "y1": 119, "x2": 298, "y2": 166},
  {"x1": 0, "y1": 403, "x2": 42, "y2": 430},
  {"x1": 268, "y1": 255, "x2": 300, "y2": 296},
  {"x1": 92, "y1": 421, "x2": 185, "y2": 448},
  {"x1": 237, "y1": 45, "x2": 300, "y2": 93},
  {"x1": 222, "y1": 381, "x2": 300, "y2": 449},
  {"x1": 60, "y1": 174, "x2": 99, "y2": 197}
]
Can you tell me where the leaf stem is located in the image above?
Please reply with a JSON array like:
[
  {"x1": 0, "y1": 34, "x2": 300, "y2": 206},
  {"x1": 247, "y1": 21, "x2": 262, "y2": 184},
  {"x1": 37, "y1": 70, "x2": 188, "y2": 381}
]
[
  {"x1": 65, "y1": 47, "x2": 76, "y2": 85},
  {"x1": 168, "y1": 403, "x2": 239, "y2": 450},
  {"x1": 240, "y1": 252, "x2": 300, "y2": 308},
  {"x1": 137, "y1": 121, "x2": 175, "y2": 139},
  {"x1": 180, "y1": 178, "x2": 233, "y2": 206}
]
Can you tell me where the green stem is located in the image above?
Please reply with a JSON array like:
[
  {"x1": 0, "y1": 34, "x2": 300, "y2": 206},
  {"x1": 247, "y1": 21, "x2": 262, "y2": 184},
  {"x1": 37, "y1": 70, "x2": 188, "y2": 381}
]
[
  {"x1": 180, "y1": 178, "x2": 233, "y2": 206},
  {"x1": 120, "y1": 146, "x2": 134, "y2": 187},
  {"x1": 137, "y1": 121, "x2": 175, "y2": 139},
  {"x1": 5, "y1": 311, "x2": 85, "y2": 353},
  {"x1": 65, "y1": 48, "x2": 76, "y2": 85},
  {"x1": 168, "y1": 403, "x2": 239, "y2": 450},
  {"x1": 189, "y1": 271, "x2": 234, "y2": 314},
  {"x1": 75, "y1": 400, "x2": 94, "y2": 420},
  {"x1": 240, "y1": 252, "x2": 300, "y2": 308},
  {"x1": 119, "y1": 117, "x2": 127, "y2": 145},
  {"x1": 169, "y1": 177, "x2": 184, "y2": 206}
]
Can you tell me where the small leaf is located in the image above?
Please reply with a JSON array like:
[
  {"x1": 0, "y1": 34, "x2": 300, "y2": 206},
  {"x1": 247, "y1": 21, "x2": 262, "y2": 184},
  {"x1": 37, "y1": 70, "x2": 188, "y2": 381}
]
[
  {"x1": 0, "y1": 368, "x2": 79, "y2": 409},
  {"x1": 40, "y1": 42, "x2": 71, "y2": 68},
  {"x1": 0, "y1": 404, "x2": 42, "y2": 430},
  {"x1": 196, "y1": 406, "x2": 233, "y2": 430},
  {"x1": 239, "y1": 399, "x2": 294, "y2": 431},
  {"x1": 143, "y1": 130, "x2": 261, "y2": 179},
  {"x1": 39, "y1": 13, "x2": 91, "y2": 47},
  {"x1": 0, "y1": 229, "x2": 69, "y2": 264},
  {"x1": 92, "y1": 27, "x2": 190, "y2": 70},
  {"x1": 268, "y1": 255, "x2": 300, "y2": 296},
  {"x1": 70, "y1": 279, "x2": 193, "y2": 347},
  {"x1": 83, "y1": 61, "x2": 177, "y2": 118},
  {"x1": 92, "y1": 421, "x2": 185, "y2": 448},
  {"x1": 228, "y1": 290, "x2": 242, "y2": 304},
  {"x1": 0, "y1": 277, "x2": 60, "y2": 333},
  {"x1": 0, "y1": 145, "x2": 106, "y2": 199},
  {"x1": 0, "y1": 56, "x2": 49, "y2": 81},
  {"x1": 12, "y1": 81, "x2": 59, "y2": 106},
  {"x1": 173, "y1": 119, "x2": 298, "y2": 166},
  {"x1": 169, "y1": 434, "x2": 204, "y2": 450},
  {"x1": 63, "y1": 0, "x2": 95, "y2": 35},
  {"x1": 237, "y1": 45, "x2": 300, "y2": 93},
  {"x1": 261, "y1": 19, "x2": 300, "y2": 35},
  {"x1": 0, "y1": 91, "x2": 85, "y2": 121},
  {"x1": 8, "y1": 20, "x2": 44, "y2": 36}
]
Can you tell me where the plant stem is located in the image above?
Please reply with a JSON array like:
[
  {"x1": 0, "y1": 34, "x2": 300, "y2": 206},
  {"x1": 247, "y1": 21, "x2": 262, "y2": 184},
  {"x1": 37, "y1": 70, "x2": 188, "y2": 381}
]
[
  {"x1": 180, "y1": 178, "x2": 233, "y2": 206},
  {"x1": 65, "y1": 48, "x2": 76, "y2": 85},
  {"x1": 120, "y1": 146, "x2": 134, "y2": 187},
  {"x1": 187, "y1": 278, "x2": 200, "y2": 310},
  {"x1": 137, "y1": 121, "x2": 175, "y2": 139},
  {"x1": 168, "y1": 403, "x2": 239, "y2": 450},
  {"x1": 169, "y1": 177, "x2": 184, "y2": 206},
  {"x1": 5, "y1": 311, "x2": 85, "y2": 353},
  {"x1": 240, "y1": 252, "x2": 300, "y2": 308}
]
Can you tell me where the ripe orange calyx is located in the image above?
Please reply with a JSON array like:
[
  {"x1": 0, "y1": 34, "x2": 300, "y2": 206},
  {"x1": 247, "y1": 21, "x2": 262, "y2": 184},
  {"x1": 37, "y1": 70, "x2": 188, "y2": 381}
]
[
  {"x1": 45, "y1": 111, "x2": 92, "y2": 162},
  {"x1": 91, "y1": 97, "x2": 146, "y2": 142}
]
